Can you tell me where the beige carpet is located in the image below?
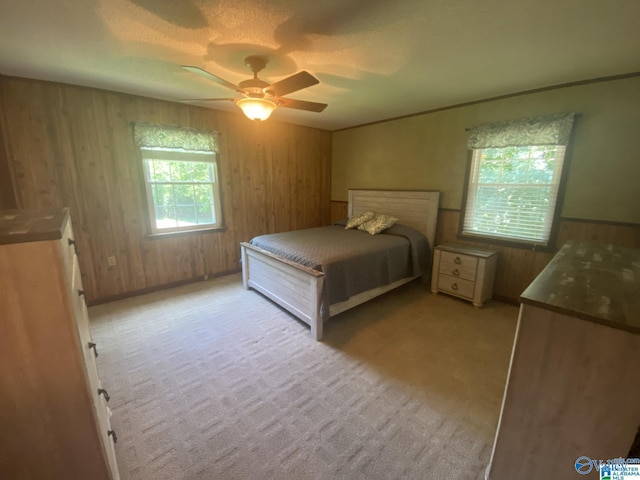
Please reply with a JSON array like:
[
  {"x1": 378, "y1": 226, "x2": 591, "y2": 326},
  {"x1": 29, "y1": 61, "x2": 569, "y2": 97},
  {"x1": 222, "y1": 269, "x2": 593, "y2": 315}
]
[{"x1": 89, "y1": 274, "x2": 518, "y2": 480}]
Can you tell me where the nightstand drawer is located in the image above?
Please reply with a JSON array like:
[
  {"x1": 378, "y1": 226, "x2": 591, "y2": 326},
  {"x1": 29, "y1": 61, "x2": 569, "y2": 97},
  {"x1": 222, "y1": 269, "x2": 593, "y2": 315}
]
[
  {"x1": 437, "y1": 274, "x2": 475, "y2": 299},
  {"x1": 439, "y1": 251, "x2": 478, "y2": 281}
]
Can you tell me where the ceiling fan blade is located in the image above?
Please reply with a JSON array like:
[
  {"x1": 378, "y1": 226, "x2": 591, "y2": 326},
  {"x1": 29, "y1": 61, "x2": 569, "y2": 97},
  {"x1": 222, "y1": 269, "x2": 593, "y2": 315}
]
[
  {"x1": 277, "y1": 97, "x2": 328, "y2": 113},
  {"x1": 268, "y1": 71, "x2": 319, "y2": 97},
  {"x1": 181, "y1": 98, "x2": 237, "y2": 102},
  {"x1": 182, "y1": 66, "x2": 245, "y2": 94}
]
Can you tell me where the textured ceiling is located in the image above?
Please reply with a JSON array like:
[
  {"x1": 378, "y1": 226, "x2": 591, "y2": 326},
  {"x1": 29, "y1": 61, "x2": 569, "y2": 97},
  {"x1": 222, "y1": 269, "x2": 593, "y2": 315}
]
[{"x1": 1, "y1": 0, "x2": 639, "y2": 130}]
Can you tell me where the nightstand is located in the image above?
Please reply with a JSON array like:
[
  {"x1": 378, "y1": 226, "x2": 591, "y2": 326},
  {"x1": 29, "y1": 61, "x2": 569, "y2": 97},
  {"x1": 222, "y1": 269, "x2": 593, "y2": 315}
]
[{"x1": 431, "y1": 244, "x2": 498, "y2": 307}]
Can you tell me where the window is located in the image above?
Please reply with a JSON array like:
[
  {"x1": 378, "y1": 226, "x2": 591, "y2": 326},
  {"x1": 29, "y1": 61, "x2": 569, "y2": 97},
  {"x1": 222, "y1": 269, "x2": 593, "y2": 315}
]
[
  {"x1": 141, "y1": 148, "x2": 222, "y2": 233},
  {"x1": 134, "y1": 123, "x2": 223, "y2": 234},
  {"x1": 461, "y1": 114, "x2": 576, "y2": 247}
]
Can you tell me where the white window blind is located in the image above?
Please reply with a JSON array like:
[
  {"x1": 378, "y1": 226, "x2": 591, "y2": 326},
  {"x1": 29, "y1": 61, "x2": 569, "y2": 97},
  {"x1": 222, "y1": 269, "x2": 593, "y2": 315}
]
[
  {"x1": 462, "y1": 114, "x2": 576, "y2": 246},
  {"x1": 462, "y1": 145, "x2": 566, "y2": 244}
]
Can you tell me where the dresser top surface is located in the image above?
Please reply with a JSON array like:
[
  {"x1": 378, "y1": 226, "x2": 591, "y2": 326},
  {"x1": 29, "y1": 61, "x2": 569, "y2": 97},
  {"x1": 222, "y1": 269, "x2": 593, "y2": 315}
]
[
  {"x1": 0, "y1": 208, "x2": 70, "y2": 245},
  {"x1": 436, "y1": 244, "x2": 498, "y2": 259},
  {"x1": 521, "y1": 240, "x2": 640, "y2": 334}
]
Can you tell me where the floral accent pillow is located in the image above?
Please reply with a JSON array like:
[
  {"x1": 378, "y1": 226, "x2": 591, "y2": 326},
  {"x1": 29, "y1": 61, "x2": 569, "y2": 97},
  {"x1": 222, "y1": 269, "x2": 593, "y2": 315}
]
[
  {"x1": 358, "y1": 214, "x2": 399, "y2": 235},
  {"x1": 345, "y1": 211, "x2": 376, "y2": 229}
]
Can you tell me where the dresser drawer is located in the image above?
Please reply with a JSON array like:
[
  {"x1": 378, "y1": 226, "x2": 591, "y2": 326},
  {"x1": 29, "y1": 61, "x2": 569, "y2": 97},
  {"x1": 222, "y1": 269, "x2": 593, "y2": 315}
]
[
  {"x1": 439, "y1": 251, "x2": 478, "y2": 281},
  {"x1": 72, "y1": 257, "x2": 100, "y2": 397},
  {"x1": 437, "y1": 274, "x2": 475, "y2": 299},
  {"x1": 60, "y1": 218, "x2": 76, "y2": 280},
  {"x1": 99, "y1": 399, "x2": 119, "y2": 477}
]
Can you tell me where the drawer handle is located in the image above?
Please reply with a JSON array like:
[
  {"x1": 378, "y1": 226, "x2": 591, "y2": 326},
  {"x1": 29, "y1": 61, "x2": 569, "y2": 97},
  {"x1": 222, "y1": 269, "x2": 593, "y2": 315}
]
[
  {"x1": 68, "y1": 238, "x2": 79, "y2": 256},
  {"x1": 98, "y1": 388, "x2": 111, "y2": 402},
  {"x1": 451, "y1": 283, "x2": 459, "y2": 291},
  {"x1": 453, "y1": 256, "x2": 461, "y2": 264},
  {"x1": 108, "y1": 429, "x2": 118, "y2": 444},
  {"x1": 452, "y1": 268, "x2": 460, "y2": 276},
  {"x1": 77, "y1": 289, "x2": 85, "y2": 297},
  {"x1": 88, "y1": 342, "x2": 99, "y2": 358}
]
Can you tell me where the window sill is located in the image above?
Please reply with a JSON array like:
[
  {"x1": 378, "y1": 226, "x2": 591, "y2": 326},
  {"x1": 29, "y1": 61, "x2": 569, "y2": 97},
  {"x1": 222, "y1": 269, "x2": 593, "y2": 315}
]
[
  {"x1": 456, "y1": 233, "x2": 557, "y2": 252},
  {"x1": 146, "y1": 226, "x2": 227, "y2": 239}
]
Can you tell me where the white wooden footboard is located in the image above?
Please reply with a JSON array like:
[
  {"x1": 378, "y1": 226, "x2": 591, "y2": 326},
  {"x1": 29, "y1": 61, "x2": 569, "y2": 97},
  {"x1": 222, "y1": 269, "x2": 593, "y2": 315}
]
[{"x1": 241, "y1": 242, "x2": 325, "y2": 340}]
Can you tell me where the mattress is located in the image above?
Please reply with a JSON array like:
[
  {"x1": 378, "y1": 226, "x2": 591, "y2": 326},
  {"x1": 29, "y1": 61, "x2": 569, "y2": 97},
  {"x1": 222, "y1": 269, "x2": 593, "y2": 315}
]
[{"x1": 249, "y1": 221, "x2": 430, "y2": 317}]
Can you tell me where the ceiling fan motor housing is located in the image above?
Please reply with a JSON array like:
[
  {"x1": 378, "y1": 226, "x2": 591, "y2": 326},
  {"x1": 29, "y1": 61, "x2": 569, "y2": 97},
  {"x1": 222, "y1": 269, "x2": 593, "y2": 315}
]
[
  {"x1": 244, "y1": 55, "x2": 267, "y2": 74},
  {"x1": 239, "y1": 78, "x2": 270, "y2": 98},
  {"x1": 240, "y1": 56, "x2": 271, "y2": 97}
]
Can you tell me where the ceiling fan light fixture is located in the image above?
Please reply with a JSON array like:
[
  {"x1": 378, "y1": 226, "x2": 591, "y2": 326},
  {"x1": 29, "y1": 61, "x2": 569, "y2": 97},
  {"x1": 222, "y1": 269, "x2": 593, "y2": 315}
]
[{"x1": 236, "y1": 98, "x2": 277, "y2": 121}]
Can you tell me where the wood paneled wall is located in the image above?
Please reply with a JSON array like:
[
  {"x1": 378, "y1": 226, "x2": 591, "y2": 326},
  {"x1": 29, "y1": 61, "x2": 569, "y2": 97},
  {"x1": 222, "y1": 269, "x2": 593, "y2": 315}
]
[
  {"x1": 0, "y1": 85, "x2": 16, "y2": 209},
  {"x1": 0, "y1": 76, "x2": 331, "y2": 304},
  {"x1": 330, "y1": 201, "x2": 349, "y2": 224},
  {"x1": 331, "y1": 201, "x2": 640, "y2": 303}
]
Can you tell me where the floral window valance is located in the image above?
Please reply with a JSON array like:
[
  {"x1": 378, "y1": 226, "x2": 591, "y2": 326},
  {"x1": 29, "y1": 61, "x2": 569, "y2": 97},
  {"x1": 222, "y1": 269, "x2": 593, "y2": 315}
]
[
  {"x1": 133, "y1": 123, "x2": 218, "y2": 152},
  {"x1": 466, "y1": 113, "x2": 577, "y2": 149}
]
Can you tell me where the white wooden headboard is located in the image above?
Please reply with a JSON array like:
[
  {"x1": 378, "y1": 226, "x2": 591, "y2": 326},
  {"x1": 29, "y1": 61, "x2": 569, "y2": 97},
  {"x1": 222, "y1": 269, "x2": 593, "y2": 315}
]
[{"x1": 348, "y1": 189, "x2": 440, "y2": 249}]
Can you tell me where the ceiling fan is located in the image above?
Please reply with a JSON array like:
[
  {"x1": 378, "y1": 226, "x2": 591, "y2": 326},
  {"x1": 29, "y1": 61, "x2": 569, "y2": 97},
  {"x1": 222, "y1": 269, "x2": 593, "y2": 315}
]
[{"x1": 182, "y1": 56, "x2": 328, "y2": 121}]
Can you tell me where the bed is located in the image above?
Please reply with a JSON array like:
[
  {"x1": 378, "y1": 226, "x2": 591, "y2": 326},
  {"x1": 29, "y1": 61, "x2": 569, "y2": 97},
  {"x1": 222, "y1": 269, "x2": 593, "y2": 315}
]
[{"x1": 240, "y1": 189, "x2": 440, "y2": 340}]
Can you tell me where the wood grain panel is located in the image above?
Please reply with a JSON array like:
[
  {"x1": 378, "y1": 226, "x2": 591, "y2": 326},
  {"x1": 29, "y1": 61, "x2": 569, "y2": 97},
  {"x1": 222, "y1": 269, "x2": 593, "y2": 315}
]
[
  {"x1": 0, "y1": 75, "x2": 331, "y2": 303},
  {"x1": 331, "y1": 201, "x2": 640, "y2": 303},
  {"x1": 557, "y1": 217, "x2": 640, "y2": 247},
  {"x1": 0, "y1": 109, "x2": 16, "y2": 209},
  {"x1": 330, "y1": 201, "x2": 348, "y2": 223}
]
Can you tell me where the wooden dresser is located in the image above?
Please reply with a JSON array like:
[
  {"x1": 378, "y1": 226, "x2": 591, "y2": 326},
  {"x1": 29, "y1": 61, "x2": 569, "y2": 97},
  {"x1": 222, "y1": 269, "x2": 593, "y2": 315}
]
[
  {"x1": 431, "y1": 244, "x2": 498, "y2": 307},
  {"x1": 0, "y1": 208, "x2": 119, "y2": 479},
  {"x1": 486, "y1": 240, "x2": 640, "y2": 480}
]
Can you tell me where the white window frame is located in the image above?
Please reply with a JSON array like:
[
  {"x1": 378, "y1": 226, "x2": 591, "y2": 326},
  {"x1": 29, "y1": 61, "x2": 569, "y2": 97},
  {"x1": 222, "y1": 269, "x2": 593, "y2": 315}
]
[
  {"x1": 140, "y1": 147, "x2": 223, "y2": 234},
  {"x1": 460, "y1": 145, "x2": 568, "y2": 248}
]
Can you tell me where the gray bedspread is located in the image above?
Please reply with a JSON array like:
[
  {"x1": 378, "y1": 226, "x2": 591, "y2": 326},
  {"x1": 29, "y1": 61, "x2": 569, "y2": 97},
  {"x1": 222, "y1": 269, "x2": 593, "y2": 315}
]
[{"x1": 249, "y1": 222, "x2": 430, "y2": 319}]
